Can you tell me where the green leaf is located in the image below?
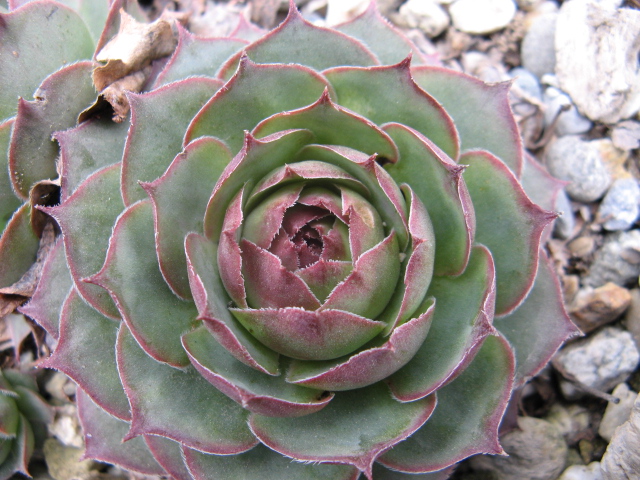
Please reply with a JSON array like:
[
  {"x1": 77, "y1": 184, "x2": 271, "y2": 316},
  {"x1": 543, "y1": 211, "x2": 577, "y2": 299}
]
[
  {"x1": 0, "y1": 414, "x2": 33, "y2": 479},
  {"x1": 42, "y1": 288, "x2": 130, "y2": 420},
  {"x1": 0, "y1": 2, "x2": 94, "y2": 121},
  {"x1": 144, "y1": 436, "x2": 192, "y2": 480},
  {"x1": 0, "y1": 394, "x2": 19, "y2": 438},
  {"x1": 186, "y1": 58, "x2": 329, "y2": 154},
  {"x1": 384, "y1": 123, "x2": 473, "y2": 276},
  {"x1": 88, "y1": 200, "x2": 196, "y2": 367},
  {"x1": 45, "y1": 164, "x2": 122, "y2": 318},
  {"x1": 77, "y1": 390, "x2": 166, "y2": 476},
  {"x1": 9, "y1": 62, "x2": 95, "y2": 198},
  {"x1": 143, "y1": 137, "x2": 231, "y2": 299},
  {"x1": 154, "y1": 25, "x2": 247, "y2": 87},
  {"x1": 0, "y1": 202, "x2": 38, "y2": 288},
  {"x1": 462, "y1": 150, "x2": 554, "y2": 315},
  {"x1": 122, "y1": 78, "x2": 222, "y2": 205},
  {"x1": 0, "y1": 120, "x2": 20, "y2": 227},
  {"x1": 387, "y1": 245, "x2": 496, "y2": 402},
  {"x1": 117, "y1": 325, "x2": 258, "y2": 455},
  {"x1": 411, "y1": 67, "x2": 523, "y2": 175},
  {"x1": 218, "y1": 6, "x2": 377, "y2": 79},
  {"x1": 494, "y1": 252, "x2": 580, "y2": 386},
  {"x1": 251, "y1": 382, "x2": 436, "y2": 479},
  {"x1": 55, "y1": 116, "x2": 130, "y2": 199},
  {"x1": 183, "y1": 326, "x2": 334, "y2": 417},
  {"x1": 379, "y1": 334, "x2": 514, "y2": 474},
  {"x1": 371, "y1": 463, "x2": 454, "y2": 480},
  {"x1": 324, "y1": 61, "x2": 458, "y2": 159},
  {"x1": 184, "y1": 444, "x2": 360, "y2": 480}
]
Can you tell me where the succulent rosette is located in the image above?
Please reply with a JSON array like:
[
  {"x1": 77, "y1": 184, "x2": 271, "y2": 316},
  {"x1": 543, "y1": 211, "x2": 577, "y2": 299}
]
[
  {"x1": 0, "y1": 369, "x2": 52, "y2": 480},
  {"x1": 1, "y1": 1, "x2": 579, "y2": 479}
]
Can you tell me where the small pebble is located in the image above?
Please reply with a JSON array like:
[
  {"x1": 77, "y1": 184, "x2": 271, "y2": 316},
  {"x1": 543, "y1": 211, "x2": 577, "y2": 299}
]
[
  {"x1": 558, "y1": 462, "x2": 603, "y2": 480},
  {"x1": 623, "y1": 288, "x2": 640, "y2": 350},
  {"x1": 545, "y1": 403, "x2": 592, "y2": 446},
  {"x1": 600, "y1": 392, "x2": 640, "y2": 478},
  {"x1": 569, "y1": 283, "x2": 631, "y2": 333},
  {"x1": 568, "y1": 237, "x2": 595, "y2": 258},
  {"x1": 510, "y1": 67, "x2": 542, "y2": 100},
  {"x1": 554, "y1": 189, "x2": 575, "y2": 240},
  {"x1": 545, "y1": 136, "x2": 612, "y2": 203},
  {"x1": 543, "y1": 87, "x2": 592, "y2": 136},
  {"x1": 584, "y1": 230, "x2": 640, "y2": 288},
  {"x1": 553, "y1": 327, "x2": 640, "y2": 398},
  {"x1": 598, "y1": 178, "x2": 640, "y2": 231},
  {"x1": 398, "y1": 0, "x2": 450, "y2": 38},
  {"x1": 598, "y1": 382, "x2": 637, "y2": 442},
  {"x1": 521, "y1": 12, "x2": 557, "y2": 79},
  {"x1": 449, "y1": 0, "x2": 517, "y2": 35},
  {"x1": 611, "y1": 120, "x2": 640, "y2": 151},
  {"x1": 516, "y1": 0, "x2": 545, "y2": 11}
]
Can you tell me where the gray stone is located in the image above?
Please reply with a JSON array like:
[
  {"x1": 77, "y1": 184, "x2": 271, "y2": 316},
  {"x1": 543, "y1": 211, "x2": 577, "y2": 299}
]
[
  {"x1": 521, "y1": 12, "x2": 557, "y2": 79},
  {"x1": 558, "y1": 462, "x2": 603, "y2": 480},
  {"x1": 545, "y1": 403, "x2": 592, "y2": 446},
  {"x1": 553, "y1": 327, "x2": 640, "y2": 397},
  {"x1": 471, "y1": 417, "x2": 567, "y2": 480},
  {"x1": 545, "y1": 136, "x2": 612, "y2": 203},
  {"x1": 510, "y1": 67, "x2": 542, "y2": 100},
  {"x1": 584, "y1": 230, "x2": 640, "y2": 288},
  {"x1": 516, "y1": 0, "x2": 545, "y2": 11},
  {"x1": 556, "y1": 0, "x2": 640, "y2": 123},
  {"x1": 598, "y1": 383, "x2": 637, "y2": 442},
  {"x1": 611, "y1": 121, "x2": 640, "y2": 151},
  {"x1": 398, "y1": 0, "x2": 450, "y2": 38},
  {"x1": 543, "y1": 87, "x2": 592, "y2": 136},
  {"x1": 598, "y1": 178, "x2": 640, "y2": 231},
  {"x1": 624, "y1": 288, "x2": 640, "y2": 350},
  {"x1": 601, "y1": 392, "x2": 640, "y2": 479},
  {"x1": 449, "y1": 0, "x2": 517, "y2": 35}
]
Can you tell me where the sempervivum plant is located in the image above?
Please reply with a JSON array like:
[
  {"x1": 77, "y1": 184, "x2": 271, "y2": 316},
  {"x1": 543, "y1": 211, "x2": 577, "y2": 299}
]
[
  {"x1": 4, "y1": 1, "x2": 579, "y2": 478},
  {"x1": 0, "y1": 369, "x2": 52, "y2": 480}
]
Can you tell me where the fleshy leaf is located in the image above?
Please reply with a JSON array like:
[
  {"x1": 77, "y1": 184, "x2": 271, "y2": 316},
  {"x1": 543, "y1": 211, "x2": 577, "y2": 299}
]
[
  {"x1": 371, "y1": 463, "x2": 454, "y2": 480},
  {"x1": 145, "y1": 436, "x2": 192, "y2": 480},
  {"x1": 183, "y1": 326, "x2": 334, "y2": 417},
  {"x1": 411, "y1": 67, "x2": 523, "y2": 176},
  {"x1": 76, "y1": 390, "x2": 166, "y2": 476},
  {"x1": 19, "y1": 239, "x2": 71, "y2": 338},
  {"x1": 185, "y1": 232, "x2": 280, "y2": 375},
  {"x1": 0, "y1": 415, "x2": 33, "y2": 479},
  {"x1": 0, "y1": 119, "x2": 20, "y2": 227},
  {"x1": 229, "y1": 308, "x2": 385, "y2": 361},
  {"x1": 253, "y1": 90, "x2": 399, "y2": 164},
  {"x1": 116, "y1": 325, "x2": 258, "y2": 455},
  {"x1": 287, "y1": 299, "x2": 434, "y2": 391},
  {"x1": 462, "y1": 150, "x2": 555, "y2": 315},
  {"x1": 494, "y1": 251, "x2": 581, "y2": 386},
  {"x1": 121, "y1": 77, "x2": 222, "y2": 205},
  {"x1": 387, "y1": 245, "x2": 496, "y2": 402},
  {"x1": 0, "y1": 1, "x2": 94, "y2": 121},
  {"x1": 42, "y1": 164, "x2": 122, "y2": 318},
  {"x1": 186, "y1": 58, "x2": 329, "y2": 154},
  {"x1": 324, "y1": 60, "x2": 458, "y2": 159},
  {"x1": 250, "y1": 382, "x2": 436, "y2": 480},
  {"x1": 41, "y1": 288, "x2": 130, "y2": 420},
  {"x1": 0, "y1": 394, "x2": 19, "y2": 438},
  {"x1": 378, "y1": 334, "x2": 514, "y2": 473},
  {"x1": 203, "y1": 130, "x2": 315, "y2": 241},
  {"x1": 55, "y1": 116, "x2": 130, "y2": 200},
  {"x1": 218, "y1": 3, "x2": 378, "y2": 78},
  {"x1": 87, "y1": 200, "x2": 196, "y2": 367},
  {"x1": 384, "y1": 123, "x2": 473, "y2": 276},
  {"x1": 154, "y1": 23, "x2": 247, "y2": 87},
  {"x1": 336, "y1": 2, "x2": 430, "y2": 65},
  {"x1": 0, "y1": 203, "x2": 38, "y2": 288},
  {"x1": 9, "y1": 62, "x2": 95, "y2": 198},
  {"x1": 184, "y1": 443, "x2": 360, "y2": 480},
  {"x1": 142, "y1": 136, "x2": 232, "y2": 299}
]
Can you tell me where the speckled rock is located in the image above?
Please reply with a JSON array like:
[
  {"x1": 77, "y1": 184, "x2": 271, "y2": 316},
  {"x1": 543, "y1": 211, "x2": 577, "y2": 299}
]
[
  {"x1": 583, "y1": 230, "x2": 640, "y2": 288},
  {"x1": 598, "y1": 178, "x2": 640, "y2": 231},
  {"x1": 543, "y1": 87, "x2": 592, "y2": 136},
  {"x1": 601, "y1": 392, "x2": 640, "y2": 479},
  {"x1": 545, "y1": 403, "x2": 592, "y2": 446},
  {"x1": 449, "y1": 0, "x2": 517, "y2": 35},
  {"x1": 398, "y1": 0, "x2": 450, "y2": 38},
  {"x1": 598, "y1": 382, "x2": 637, "y2": 442},
  {"x1": 558, "y1": 462, "x2": 603, "y2": 480},
  {"x1": 521, "y1": 12, "x2": 557, "y2": 79},
  {"x1": 553, "y1": 327, "x2": 640, "y2": 398},
  {"x1": 545, "y1": 136, "x2": 612, "y2": 203},
  {"x1": 471, "y1": 417, "x2": 568, "y2": 480},
  {"x1": 569, "y1": 283, "x2": 631, "y2": 333}
]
